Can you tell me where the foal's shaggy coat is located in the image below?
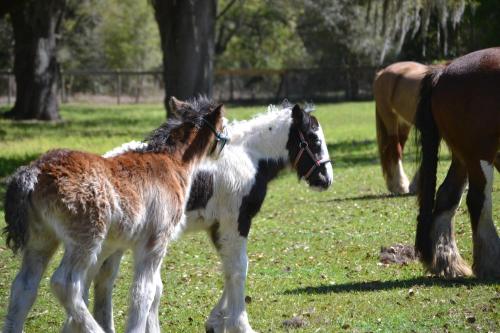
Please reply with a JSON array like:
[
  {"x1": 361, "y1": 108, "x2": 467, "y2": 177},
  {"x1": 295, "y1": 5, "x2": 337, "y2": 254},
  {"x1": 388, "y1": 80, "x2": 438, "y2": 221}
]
[
  {"x1": 2, "y1": 100, "x2": 225, "y2": 333},
  {"x1": 93, "y1": 101, "x2": 333, "y2": 333}
]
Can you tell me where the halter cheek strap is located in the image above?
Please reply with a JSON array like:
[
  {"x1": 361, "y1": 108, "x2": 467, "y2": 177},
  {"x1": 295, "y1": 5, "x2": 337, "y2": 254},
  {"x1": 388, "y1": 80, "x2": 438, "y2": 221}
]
[
  {"x1": 293, "y1": 130, "x2": 332, "y2": 180},
  {"x1": 201, "y1": 118, "x2": 229, "y2": 153}
]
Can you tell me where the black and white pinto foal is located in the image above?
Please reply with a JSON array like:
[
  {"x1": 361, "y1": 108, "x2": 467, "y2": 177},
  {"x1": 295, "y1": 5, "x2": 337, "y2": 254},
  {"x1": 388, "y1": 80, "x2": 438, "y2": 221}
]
[{"x1": 96, "y1": 101, "x2": 333, "y2": 333}]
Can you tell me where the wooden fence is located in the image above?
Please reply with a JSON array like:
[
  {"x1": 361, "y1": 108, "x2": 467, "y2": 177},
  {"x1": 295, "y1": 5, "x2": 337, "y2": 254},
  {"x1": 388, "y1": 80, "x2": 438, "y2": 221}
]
[{"x1": 0, "y1": 66, "x2": 378, "y2": 105}]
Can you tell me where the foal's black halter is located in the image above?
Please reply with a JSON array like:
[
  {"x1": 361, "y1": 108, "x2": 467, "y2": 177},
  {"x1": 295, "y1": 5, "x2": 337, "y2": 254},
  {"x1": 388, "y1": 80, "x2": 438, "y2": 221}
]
[
  {"x1": 293, "y1": 130, "x2": 332, "y2": 180},
  {"x1": 201, "y1": 118, "x2": 229, "y2": 154}
]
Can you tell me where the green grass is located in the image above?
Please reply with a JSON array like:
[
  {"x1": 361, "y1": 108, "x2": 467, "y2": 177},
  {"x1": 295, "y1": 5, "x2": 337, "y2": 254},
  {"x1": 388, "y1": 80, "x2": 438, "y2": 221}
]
[{"x1": 0, "y1": 102, "x2": 498, "y2": 332}]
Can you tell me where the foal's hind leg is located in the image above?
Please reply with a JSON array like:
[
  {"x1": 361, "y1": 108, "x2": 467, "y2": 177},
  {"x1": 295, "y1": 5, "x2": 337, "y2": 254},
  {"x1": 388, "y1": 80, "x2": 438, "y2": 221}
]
[
  {"x1": 3, "y1": 233, "x2": 59, "y2": 333},
  {"x1": 145, "y1": 267, "x2": 163, "y2": 333},
  {"x1": 467, "y1": 160, "x2": 500, "y2": 278},
  {"x1": 429, "y1": 158, "x2": 472, "y2": 278},
  {"x1": 51, "y1": 243, "x2": 105, "y2": 333},
  {"x1": 64, "y1": 249, "x2": 122, "y2": 333},
  {"x1": 205, "y1": 221, "x2": 255, "y2": 333},
  {"x1": 125, "y1": 244, "x2": 166, "y2": 333},
  {"x1": 93, "y1": 251, "x2": 123, "y2": 333}
]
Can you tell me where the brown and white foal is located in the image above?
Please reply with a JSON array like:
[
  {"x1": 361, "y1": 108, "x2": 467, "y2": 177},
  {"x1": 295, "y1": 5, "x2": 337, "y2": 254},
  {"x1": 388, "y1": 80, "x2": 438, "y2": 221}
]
[{"x1": 2, "y1": 101, "x2": 225, "y2": 333}]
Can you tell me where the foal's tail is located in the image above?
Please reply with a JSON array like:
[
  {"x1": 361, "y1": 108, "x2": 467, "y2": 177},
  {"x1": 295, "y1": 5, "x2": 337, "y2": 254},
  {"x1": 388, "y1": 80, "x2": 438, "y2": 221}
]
[
  {"x1": 414, "y1": 67, "x2": 443, "y2": 265},
  {"x1": 3, "y1": 165, "x2": 39, "y2": 254}
]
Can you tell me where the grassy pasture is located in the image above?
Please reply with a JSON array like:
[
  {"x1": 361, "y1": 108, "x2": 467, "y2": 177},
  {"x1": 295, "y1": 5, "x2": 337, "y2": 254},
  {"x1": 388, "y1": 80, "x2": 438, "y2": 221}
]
[{"x1": 0, "y1": 102, "x2": 498, "y2": 332}]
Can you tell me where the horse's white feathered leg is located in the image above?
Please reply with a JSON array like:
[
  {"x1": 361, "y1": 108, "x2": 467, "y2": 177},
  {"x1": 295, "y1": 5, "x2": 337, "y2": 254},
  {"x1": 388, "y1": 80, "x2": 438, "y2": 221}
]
[
  {"x1": 429, "y1": 158, "x2": 472, "y2": 278},
  {"x1": 472, "y1": 161, "x2": 500, "y2": 278}
]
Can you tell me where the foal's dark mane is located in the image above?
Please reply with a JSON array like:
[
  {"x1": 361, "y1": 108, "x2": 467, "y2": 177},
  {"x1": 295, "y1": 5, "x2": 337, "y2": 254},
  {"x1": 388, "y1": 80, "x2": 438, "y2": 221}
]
[{"x1": 144, "y1": 97, "x2": 217, "y2": 153}]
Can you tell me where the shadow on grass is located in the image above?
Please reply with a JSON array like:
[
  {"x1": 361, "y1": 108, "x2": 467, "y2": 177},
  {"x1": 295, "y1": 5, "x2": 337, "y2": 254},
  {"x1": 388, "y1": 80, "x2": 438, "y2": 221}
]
[
  {"x1": 284, "y1": 277, "x2": 498, "y2": 295},
  {"x1": 321, "y1": 192, "x2": 414, "y2": 203}
]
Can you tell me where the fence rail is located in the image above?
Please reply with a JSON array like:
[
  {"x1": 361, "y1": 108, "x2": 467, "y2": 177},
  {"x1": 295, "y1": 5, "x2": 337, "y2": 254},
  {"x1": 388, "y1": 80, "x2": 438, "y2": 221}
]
[{"x1": 0, "y1": 67, "x2": 378, "y2": 105}]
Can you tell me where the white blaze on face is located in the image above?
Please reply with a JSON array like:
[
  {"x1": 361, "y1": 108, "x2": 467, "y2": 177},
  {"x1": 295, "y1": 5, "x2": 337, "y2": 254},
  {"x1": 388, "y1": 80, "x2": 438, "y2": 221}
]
[{"x1": 316, "y1": 124, "x2": 333, "y2": 184}]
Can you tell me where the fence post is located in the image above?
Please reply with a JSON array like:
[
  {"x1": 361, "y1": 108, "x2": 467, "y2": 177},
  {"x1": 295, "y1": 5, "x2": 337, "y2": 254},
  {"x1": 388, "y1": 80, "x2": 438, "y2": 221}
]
[{"x1": 116, "y1": 70, "x2": 121, "y2": 105}]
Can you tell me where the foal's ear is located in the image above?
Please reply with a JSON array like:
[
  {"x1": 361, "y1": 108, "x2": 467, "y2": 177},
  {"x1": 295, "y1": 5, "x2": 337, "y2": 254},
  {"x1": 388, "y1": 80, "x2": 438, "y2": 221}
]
[
  {"x1": 291, "y1": 104, "x2": 305, "y2": 124},
  {"x1": 206, "y1": 104, "x2": 224, "y2": 124},
  {"x1": 168, "y1": 96, "x2": 189, "y2": 118}
]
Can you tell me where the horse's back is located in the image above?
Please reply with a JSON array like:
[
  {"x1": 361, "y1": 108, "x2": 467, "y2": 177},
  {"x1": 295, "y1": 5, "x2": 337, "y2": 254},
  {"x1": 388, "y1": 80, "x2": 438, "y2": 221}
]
[
  {"x1": 30, "y1": 150, "x2": 116, "y2": 233},
  {"x1": 432, "y1": 48, "x2": 500, "y2": 162},
  {"x1": 374, "y1": 61, "x2": 428, "y2": 124}
]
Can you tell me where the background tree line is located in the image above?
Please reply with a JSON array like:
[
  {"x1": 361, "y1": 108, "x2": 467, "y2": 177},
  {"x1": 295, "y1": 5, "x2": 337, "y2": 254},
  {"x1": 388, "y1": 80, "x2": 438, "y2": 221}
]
[{"x1": 0, "y1": 0, "x2": 499, "y2": 120}]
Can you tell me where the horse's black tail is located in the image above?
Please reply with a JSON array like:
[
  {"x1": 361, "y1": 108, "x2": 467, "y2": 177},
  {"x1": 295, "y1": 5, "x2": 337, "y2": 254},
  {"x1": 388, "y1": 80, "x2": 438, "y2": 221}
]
[
  {"x1": 3, "y1": 165, "x2": 39, "y2": 254},
  {"x1": 414, "y1": 67, "x2": 443, "y2": 265}
]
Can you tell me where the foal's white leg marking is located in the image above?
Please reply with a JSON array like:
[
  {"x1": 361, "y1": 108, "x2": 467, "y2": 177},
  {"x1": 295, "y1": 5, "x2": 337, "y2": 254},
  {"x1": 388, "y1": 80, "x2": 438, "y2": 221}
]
[
  {"x1": 474, "y1": 161, "x2": 500, "y2": 277},
  {"x1": 93, "y1": 251, "x2": 124, "y2": 333},
  {"x1": 125, "y1": 247, "x2": 165, "y2": 333},
  {"x1": 206, "y1": 222, "x2": 256, "y2": 333},
  {"x1": 206, "y1": 288, "x2": 228, "y2": 331},
  {"x1": 2, "y1": 244, "x2": 56, "y2": 333},
  {"x1": 145, "y1": 269, "x2": 163, "y2": 333},
  {"x1": 51, "y1": 245, "x2": 105, "y2": 333}
]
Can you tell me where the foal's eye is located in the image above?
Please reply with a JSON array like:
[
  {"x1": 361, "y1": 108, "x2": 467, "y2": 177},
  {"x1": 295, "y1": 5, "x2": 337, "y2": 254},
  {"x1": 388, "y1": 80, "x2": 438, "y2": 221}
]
[{"x1": 314, "y1": 140, "x2": 322, "y2": 147}]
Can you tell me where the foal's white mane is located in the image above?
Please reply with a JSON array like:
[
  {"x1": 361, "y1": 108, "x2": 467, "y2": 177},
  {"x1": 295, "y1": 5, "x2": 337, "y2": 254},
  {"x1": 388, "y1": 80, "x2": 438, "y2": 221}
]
[
  {"x1": 104, "y1": 104, "x2": 298, "y2": 161},
  {"x1": 226, "y1": 105, "x2": 292, "y2": 145}
]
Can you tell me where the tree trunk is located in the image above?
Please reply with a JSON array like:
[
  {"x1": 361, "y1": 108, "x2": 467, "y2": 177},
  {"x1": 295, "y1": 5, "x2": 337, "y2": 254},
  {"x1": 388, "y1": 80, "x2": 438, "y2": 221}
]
[
  {"x1": 5, "y1": 0, "x2": 65, "y2": 121},
  {"x1": 152, "y1": 0, "x2": 217, "y2": 117}
]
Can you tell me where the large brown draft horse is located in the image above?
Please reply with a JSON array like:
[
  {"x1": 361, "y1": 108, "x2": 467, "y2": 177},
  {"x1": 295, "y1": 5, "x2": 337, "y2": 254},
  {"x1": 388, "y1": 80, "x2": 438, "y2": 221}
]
[
  {"x1": 374, "y1": 61, "x2": 428, "y2": 194},
  {"x1": 415, "y1": 48, "x2": 500, "y2": 279}
]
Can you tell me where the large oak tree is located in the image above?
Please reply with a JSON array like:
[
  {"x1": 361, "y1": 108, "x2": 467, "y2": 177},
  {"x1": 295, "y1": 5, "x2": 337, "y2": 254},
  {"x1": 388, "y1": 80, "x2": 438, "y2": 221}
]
[
  {"x1": 3, "y1": 0, "x2": 65, "y2": 120},
  {"x1": 151, "y1": 0, "x2": 217, "y2": 117}
]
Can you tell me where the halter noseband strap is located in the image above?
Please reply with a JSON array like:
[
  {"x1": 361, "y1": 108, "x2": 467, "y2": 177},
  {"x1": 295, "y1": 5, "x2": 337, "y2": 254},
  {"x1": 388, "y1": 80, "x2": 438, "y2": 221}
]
[{"x1": 292, "y1": 130, "x2": 332, "y2": 180}]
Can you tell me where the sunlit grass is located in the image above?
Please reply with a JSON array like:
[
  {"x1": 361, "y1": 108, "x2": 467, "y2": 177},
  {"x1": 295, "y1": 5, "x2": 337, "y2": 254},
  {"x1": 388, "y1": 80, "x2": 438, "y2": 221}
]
[{"x1": 0, "y1": 102, "x2": 498, "y2": 332}]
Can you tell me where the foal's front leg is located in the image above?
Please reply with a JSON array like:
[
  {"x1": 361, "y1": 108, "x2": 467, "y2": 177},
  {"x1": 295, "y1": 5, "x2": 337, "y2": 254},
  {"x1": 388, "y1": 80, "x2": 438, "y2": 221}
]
[{"x1": 205, "y1": 220, "x2": 256, "y2": 333}]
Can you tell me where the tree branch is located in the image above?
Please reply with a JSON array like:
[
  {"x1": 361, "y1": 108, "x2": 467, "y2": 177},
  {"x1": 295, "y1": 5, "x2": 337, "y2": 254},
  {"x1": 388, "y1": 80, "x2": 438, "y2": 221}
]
[{"x1": 216, "y1": 0, "x2": 238, "y2": 20}]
